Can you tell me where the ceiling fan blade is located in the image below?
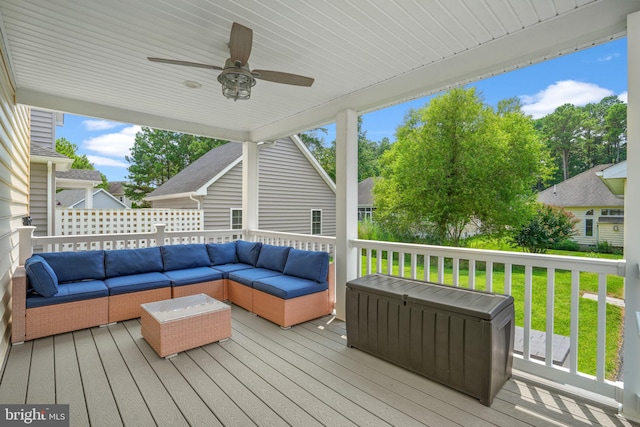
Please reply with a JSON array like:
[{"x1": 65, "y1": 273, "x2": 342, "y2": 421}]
[
  {"x1": 229, "y1": 22, "x2": 253, "y2": 65},
  {"x1": 252, "y1": 70, "x2": 314, "y2": 87},
  {"x1": 148, "y1": 57, "x2": 223, "y2": 70}
]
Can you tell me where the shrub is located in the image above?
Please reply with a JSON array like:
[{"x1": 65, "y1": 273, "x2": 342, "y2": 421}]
[
  {"x1": 552, "y1": 239, "x2": 580, "y2": 251},
  {"x1": 510, "y1": 204, "x2": 579, "y2": 253}
]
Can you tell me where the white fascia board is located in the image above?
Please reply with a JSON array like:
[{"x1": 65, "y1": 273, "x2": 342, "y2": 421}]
[
  {"x1": 31, "y1": 155, "x2": 73, "y2": 170},
  {"x1": 16, "y1": 88, "x2": 250, "y2": 142},
  {"x1": 145, "y1": 191, "x2": 199, "y2": 202},
  {"x1": 290, "y1": 134, "x2": 336, "y2": 194},
  {"x1": 56, "y1": 177, "x2": 101, "y2": 189}
]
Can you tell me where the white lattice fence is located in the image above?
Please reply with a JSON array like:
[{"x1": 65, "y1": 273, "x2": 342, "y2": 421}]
[{"x1": 55, "y1": 209, "x2": 203, "y2": 235}]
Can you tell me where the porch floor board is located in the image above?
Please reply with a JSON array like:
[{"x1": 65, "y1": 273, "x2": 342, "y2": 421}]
[{"x1": 1, "y1": 305, "x2": 636, "y2": 427}]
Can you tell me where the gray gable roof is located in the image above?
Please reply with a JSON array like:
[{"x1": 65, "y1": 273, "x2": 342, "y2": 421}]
[
  {"x1": 146, "y1": 142, "x2": 242, "y2": 198},
  {"x1": 31, "y1": 143, "x2": 68, "y2": 159},
  {"x1": 55, "y1": 169, "x2": 103, "y2": 181},
  {"x1": 358, "y1": 177, "x2": 375, "y2": 206},
  {"x1": 538, "y1": 164, "x2": 623, "y2": 207}
]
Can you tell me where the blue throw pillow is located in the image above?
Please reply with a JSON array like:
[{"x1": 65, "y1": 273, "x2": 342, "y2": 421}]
[
  {"x1": 206, "y1": 242, "x2": 238, "y2": 265},
  {"x1": 105, "y1": 247, "x2": 163, "y2": 277},
  {"x1": 256, "y1": 244, "x2": 291, "y2": 272},
  {"x1": 25, "y1": 255, "x2": 59, "y2": 297},
  {"x1": 283, "y1": 249, "x2": 329, "y2": 283},
  {"x1": 39, "y1": 250, "x2": 105, "y2": 283},
  {"x1": 235, "y1": 240, "x2": 262, "y2": 266},
  {"x1": 161, "y1": 244, "x2": 211, "y2": 271}
]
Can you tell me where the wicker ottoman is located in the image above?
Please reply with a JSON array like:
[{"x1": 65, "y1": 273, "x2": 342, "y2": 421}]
[{"x1": 141, "y1": 293, "x2": 231, "y2": 358}]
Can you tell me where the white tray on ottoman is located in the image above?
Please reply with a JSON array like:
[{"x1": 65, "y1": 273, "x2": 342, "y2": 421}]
[{"x1": 141, "y1": 293, "x2": 231, "y2": 358}]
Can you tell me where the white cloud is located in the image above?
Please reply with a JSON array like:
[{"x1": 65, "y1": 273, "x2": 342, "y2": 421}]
[
  {"x1": 86, "y1": 155, "x2": 129, "y2": 168},
  {"x1": 618, "y1": 91, "x2": 628, "y2": 103},
  {"x1": 83, "y1": 119, "x2": 122, "y2": 131},
  {"x1": 83, "y1": 125, "x2": 140, "y2": 157},
  {"x1": 520, "y1": 80, "x2": 614, "y2": 118},
  {"x1": 598, "y1": 53, "x2": 620, "y2": 62}
]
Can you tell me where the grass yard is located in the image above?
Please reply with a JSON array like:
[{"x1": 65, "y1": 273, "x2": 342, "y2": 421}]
[{"x1": 360, "y1": 253, "x2": 624, "y2": 380}]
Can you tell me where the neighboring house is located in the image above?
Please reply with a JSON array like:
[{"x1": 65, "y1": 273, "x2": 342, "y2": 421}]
[
  {"x1": 29, "y1": 109, "x2": 73, "y2": 237},
  {"x1": 107, "y1": 181, "x2": 133, "y2": 207},
  {"x1": 146, "y1": 136, "x2": 337, "y2": 236},
  {"x1": 597, "y1": 160, "x2": 627, "y2": 197},
  {"x1": 538, "y1": 164, "x2": 624, "y2": 248},
  {"x1": 358, "y1": 177, "x2": 376, "y2": 221},
  {"x1": 56, "y1": 188, "x2": 129, "y2": 209}
]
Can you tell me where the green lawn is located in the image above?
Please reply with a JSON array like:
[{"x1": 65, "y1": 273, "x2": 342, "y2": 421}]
[{"x1": 360, "y1": 252, "x2": 624, "y2": 380}]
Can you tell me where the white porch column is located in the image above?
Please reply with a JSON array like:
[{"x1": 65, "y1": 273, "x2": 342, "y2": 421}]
[
  {"x1": 242, "y1": 141, "x2": 259, "y2": 236},
  {"x1": 84, "y1": 186, "x2": 93, "y2": 209},
  {"x1": 623, "y1": 10, "x2": 640, "y2": 422},
  {"x1": 335, "y1": 109, "x2": 359, "y2": 320}
]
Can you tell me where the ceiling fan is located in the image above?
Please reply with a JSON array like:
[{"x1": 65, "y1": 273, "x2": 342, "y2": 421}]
[{"x1": 148, "y1": 22, "x2": 314, "y2": 101}]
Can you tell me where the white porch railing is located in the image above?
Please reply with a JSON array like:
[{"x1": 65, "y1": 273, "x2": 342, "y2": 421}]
[
  {"x1": 352, "y1": 238, "x2": 626, "y2": 402},
  {"x1": 16, "y1": 226, "x2": 625, "y2": 402}
]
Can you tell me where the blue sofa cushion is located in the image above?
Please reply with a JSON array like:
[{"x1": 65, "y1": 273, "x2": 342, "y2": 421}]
[
  {"x1": 164, "y1": 267, "x2": 223, "y2": 287},
  {"x1": 25, "y1": 255, "x2": 59, "y2": 297},
  {"x1": 283, "y1": 249, "x2": 330, "y2": 283},
  {"x1": 228, "y1": 268, "x2": 282, "y2": 287},
  {"x1": 161, "y1": 244, "x2": 210, "y2": 271},
  {"x1": 256, "y1": 244, "x2": 291, "y2": 273},
  {"x1": 254, "y1": 275, "x2": 328, "y2": 299},
  {"x1": 105, "y1": 247, "x2": 163, "y2": 278},
  {"x1": 39, "y1": 250, "x2": 105, "y2": 283},
  {"x1": 26, "y1": 280, "x2": 108, "y2": 309},
  {"x1": 206, "y1": 242, "x2": 238, "y2": 265},
  {"x1": 105, "y1": 272, "x2": 171, "y2": 295},
  {"x1": 235, "y1": 240, "x2": 262, "y2": 266},
  {"x1": 211, "y1": 263, "x2": 254, "y2": 278}
]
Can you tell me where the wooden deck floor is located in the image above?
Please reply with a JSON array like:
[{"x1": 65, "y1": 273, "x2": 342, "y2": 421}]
[{"x1": 0, "y1": 305, "x2": 636, "y2": 427}]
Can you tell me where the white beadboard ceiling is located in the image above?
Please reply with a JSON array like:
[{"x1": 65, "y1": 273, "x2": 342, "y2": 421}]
[{"x1": 0, "y1": 0, "x2": 638, "y2": 142}]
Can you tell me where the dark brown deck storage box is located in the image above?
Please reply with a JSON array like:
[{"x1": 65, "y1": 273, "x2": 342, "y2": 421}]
[{"x1": 346, "y1": 274, "x2": 514, "y2": 406}]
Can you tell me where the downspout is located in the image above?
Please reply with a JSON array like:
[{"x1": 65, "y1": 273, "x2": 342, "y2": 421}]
[
  {"x1": 47, "y1": 161, "x2": 54, "y2": 236},
  {"x1": 189, "y1": 194, "x2": 201, "y2": 210}
]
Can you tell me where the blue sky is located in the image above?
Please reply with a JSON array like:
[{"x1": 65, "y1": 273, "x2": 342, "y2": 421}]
[{"x1": 56, "y1": 38, "x2": 628, "y2": 182}]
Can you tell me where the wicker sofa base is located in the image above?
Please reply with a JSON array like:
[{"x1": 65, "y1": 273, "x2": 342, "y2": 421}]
[
  {"x1": 227, "y1": 280, "x2": 253, "y2": 311},
  {"x1": 109, "y1": 288, "x2": 172, "y2": 323},
  {"x1": 252, "y1": 289, "x2": 331, "y2": 328},
  {"x1": 172, "y1": 279, "x2": 226, "y2": 301},
  {"x1": 26, "y1": 297, "x2": 109, "y2": 341}
]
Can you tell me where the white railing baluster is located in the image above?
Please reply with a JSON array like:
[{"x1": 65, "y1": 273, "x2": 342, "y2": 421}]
[
  {"x1": 424, "y1": 255, "x2": 430, "y2": 282},
  {"x1": 570, "y1": 270, "x2": 580, "y2": 374},
  {"x1": 504, "y1": 263, "x2": 512, "y2": 295},
  {"x1": 597, "y1": 273, "x2": 607, "y2": 382},
  {"x1": 438, "y1": 256, "x2": 445, "y2": 283},
  {"x1": 366, "y1": 248, "x2": 372, "y2": 276},
  {"x1": 546, "y1": 268, "x2": 556, "y2": 367},
  {"x1": 486, "y1": 261, "x2": 493, "y2": 292},
  {"x1": 469, "y1": 259, "x2": 476, "y2": 290},
  {"x1": 399, "y1": 252, "x2": 405, "y2": 278},
  {"x1": 452, "y1": 258, "x2": 459, "y2": 287},
  {"x1": 523, "y1": 265, "x2": 533, "y2": 361},
  {"x1": 411, "y1": 253, "x2": 417, "y2": 280}
]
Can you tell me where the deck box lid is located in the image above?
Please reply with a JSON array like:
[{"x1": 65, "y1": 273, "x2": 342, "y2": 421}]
[
  {"x1": 347, "y1": 274, "x2": 426, "y2": 299},
  {"x1": 347, "y1": 274, "x2": 513, "y2": 320}
]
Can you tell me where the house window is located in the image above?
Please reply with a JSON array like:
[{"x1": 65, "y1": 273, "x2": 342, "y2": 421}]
[
  {"x1": 585, "y1": 219, "x2": 593, "y2": 237},
  {"x1": 601, "y1": 208, "x2": 624, "y2": 216},
  {"x1": 230, "y1": 209, "x2": 242, "y2": 230},
  {"x1": 311, "y1": 209, "x2": 322, "y2": 235},
  {"x1": 358, "y1": 207, "x2": 374, "y2": 221}
]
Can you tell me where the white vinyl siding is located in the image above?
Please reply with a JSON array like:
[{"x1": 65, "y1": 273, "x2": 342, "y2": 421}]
[
  {"x1": 0, "y1": 46, "x2": 31, "y2": 365},
  {"x1": 259, "y1": 138, "x2": 336, "y2": 236},
  {"x1": 151, "y1": 196, "x2": 199, "y2": 209},
  {"x1": 598, "y1": 224, "x2": 624, "y2": 247},
  {"x1": 30, "y1": 109, "x2": 56, "y2": 148},
  {"x1": 564, "y1": 206, "x2": 625, "y2": 247},
  {"x1": 203, "y1": 162, "x2": 243, "y2": 230}
]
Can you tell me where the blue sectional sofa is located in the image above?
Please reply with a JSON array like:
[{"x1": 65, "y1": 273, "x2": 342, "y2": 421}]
[{"x1": 12, "y1": 241, "x2": 334, "y2": 343}]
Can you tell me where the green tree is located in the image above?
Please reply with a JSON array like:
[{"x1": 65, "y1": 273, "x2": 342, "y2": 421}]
[
  {"x1": 538, "y1": 103, "x2": 588, "y2": 182},
  {"x1": 510, "y1": 204, "x2": 579, "y2": 253},
  {"x1": 374, "y1": 88, "x2": 547, "y2": 245},
  {"x1": 125, "y1": 128, "x2": 227, "y2": 202},
  {"x1": 56, "y1": 137, "x2": 94, "y2": 170},
  {"x1": 604, "y1": 102, "x2": 627, "y2": 163},
  {"x1": 55, "y1": 137, "x2": 109, "y2": 189}
]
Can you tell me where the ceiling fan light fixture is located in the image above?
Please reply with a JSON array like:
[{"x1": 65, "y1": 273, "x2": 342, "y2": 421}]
[{"x1": 217, "y1": 67, "x2": 256, "y2": 101}]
